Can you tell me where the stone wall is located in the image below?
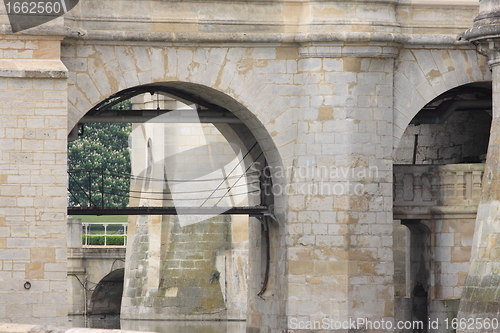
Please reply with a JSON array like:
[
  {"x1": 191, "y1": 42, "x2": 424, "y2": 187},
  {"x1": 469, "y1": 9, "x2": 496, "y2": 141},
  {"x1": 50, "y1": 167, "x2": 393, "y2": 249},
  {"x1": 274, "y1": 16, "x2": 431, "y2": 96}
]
[
  {"x1": 394, "y1": 164, "x2": 483, "y2": 332},
  {"x1": 393, "y1": 217, "x2": 476, "y2": 332},
  {"x1": 395, "y1": 111, "x2": 491, "y2": 164},
  {"x1": 62, "y1": 28, "x2": 487, "y2": 333},
  {"x1": 456, "y1": 1, "x2": 500, "y2": 327}
]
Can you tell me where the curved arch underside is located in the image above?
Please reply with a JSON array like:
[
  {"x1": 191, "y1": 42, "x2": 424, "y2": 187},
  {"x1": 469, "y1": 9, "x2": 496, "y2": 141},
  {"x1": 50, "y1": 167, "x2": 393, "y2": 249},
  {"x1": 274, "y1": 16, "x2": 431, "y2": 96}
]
[
  {"x1": 89, "y1": 268, "x2": 125, "y2": 315},
  {"x1": 394, "y1": 49, "x2": 491, "y2": 154}
]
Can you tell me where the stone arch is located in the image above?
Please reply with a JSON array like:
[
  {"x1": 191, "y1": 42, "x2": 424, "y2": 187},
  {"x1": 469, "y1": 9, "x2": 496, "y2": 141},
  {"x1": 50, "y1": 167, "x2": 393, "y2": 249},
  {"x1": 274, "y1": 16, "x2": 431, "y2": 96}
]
[
  {"x1": 394, "y1": 82, "x2": 492, "y2": 164},
  {"x1": 393, "y1": 48, "x2": 492, "y2": 152},
  {"x1": 63, "y1": 44, "x2": 292, "y2": 218},
  {"x1": 89, "y1": 268, "x2": 125, "y2": 315},
  {"x1": 63, "y1": 43, "x2": 291, "y2": 323}
]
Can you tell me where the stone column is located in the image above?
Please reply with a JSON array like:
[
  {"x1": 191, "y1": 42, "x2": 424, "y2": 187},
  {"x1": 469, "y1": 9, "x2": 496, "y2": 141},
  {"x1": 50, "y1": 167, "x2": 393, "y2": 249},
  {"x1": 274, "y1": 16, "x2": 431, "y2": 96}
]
[
  {"x1": 0, "y1": 32, "x2": 68, "y2": 324},
  {"x1": 459, "y1": 1, "x2": 500, "y2": 329},
  {"x1": 285, "y1": 43, "x2": 397, "y2": 331},
  {"x1": 67, "y1": 218, "x2": 83, "y2": 249}
]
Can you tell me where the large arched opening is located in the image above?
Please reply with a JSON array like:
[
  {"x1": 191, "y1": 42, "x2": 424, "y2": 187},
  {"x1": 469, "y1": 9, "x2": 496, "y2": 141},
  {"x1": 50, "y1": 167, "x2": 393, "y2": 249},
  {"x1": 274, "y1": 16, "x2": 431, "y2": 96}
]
[
  {"x1": 67, "y1": 81, "x2": 286, "y2": 329},
  {"x1": 393, "y1": 82, "x2": 492, "y2": 329}
]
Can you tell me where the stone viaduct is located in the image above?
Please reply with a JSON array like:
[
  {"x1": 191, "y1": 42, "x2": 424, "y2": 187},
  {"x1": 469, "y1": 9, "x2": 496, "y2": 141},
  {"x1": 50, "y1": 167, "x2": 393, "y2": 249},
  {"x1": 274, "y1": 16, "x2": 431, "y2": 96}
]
[{"x1": 2, "y1": 0, "x2": 500, "y2": 332}]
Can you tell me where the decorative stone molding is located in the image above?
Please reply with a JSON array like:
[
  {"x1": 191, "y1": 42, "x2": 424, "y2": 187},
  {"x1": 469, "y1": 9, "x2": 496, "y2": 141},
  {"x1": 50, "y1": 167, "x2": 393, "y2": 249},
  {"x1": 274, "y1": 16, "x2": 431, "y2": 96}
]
[{"x1": 298, "y1": 42, "x2": 399, "y2": 59}]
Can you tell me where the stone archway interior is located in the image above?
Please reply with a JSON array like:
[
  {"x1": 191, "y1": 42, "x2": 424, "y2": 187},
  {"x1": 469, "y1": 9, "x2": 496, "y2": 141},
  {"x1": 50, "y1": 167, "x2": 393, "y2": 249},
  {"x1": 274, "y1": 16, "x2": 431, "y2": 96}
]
[
  {"x1": 89, "y1": 268, "x2": 125, "y2": 315},
  {"x1": 395, "y1": 82, "x2": 492, "y2": 165},
  {"x1": 393, "y1": 82, "x2": 492, "y2": 330},
  {"x1": 70, "y1": 83, "x2": 276, "y2": 321}
]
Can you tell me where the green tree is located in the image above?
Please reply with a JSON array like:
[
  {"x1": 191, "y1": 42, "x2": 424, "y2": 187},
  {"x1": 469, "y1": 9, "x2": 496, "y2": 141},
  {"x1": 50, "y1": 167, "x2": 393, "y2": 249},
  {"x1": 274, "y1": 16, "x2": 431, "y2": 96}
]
[{"x1": 68, "y1": 121, "x2": 132, "y2": 207}]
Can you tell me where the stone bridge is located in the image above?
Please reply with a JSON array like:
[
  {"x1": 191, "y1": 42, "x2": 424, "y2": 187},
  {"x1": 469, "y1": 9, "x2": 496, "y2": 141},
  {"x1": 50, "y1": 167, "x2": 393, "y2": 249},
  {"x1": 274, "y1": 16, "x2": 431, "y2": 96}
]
[{"x1": 3, "y1": 1, "x2": 500, "y2": 332}]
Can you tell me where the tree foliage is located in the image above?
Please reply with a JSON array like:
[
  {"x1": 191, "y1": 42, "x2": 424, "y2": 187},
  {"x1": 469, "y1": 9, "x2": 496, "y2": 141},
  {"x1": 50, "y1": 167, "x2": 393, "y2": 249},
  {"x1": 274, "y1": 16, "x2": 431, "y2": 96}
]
[{"x1": 68, "y1": 120, "x2": 132, "y2": 208}]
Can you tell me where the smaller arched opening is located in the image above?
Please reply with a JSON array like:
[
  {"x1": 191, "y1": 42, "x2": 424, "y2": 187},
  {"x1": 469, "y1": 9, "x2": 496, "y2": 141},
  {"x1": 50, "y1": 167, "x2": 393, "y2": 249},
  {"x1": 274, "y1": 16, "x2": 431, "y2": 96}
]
[
  {"x1": 394, "y1": 221, "x2": 431, "y2": 332},
  {"x1": 405, "y1": 222, "x2": 431, "y2": 326},
  {"x1": 393, "y1": 82, "x2": 492, "y2": 331},
  {"x1": 395, "y1": 82, "x2": 492, "y2": 165},
  {"x1": 89, "y1": 268, "x2": 125, "y2": 315}
]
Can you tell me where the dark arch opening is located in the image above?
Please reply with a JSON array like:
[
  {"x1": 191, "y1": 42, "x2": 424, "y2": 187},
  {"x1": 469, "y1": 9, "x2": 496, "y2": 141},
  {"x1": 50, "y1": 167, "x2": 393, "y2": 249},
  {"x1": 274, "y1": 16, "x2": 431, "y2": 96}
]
[
  {"x1": 393, "y1": 82, "x2": 493, "y2": 332},
  {"x1": 89, "y1": 268, "x2": 125, "y2": 315},
  {"x1": 404, "y1": 221, "x2": 431, "y2": 332},
  {"x1": 396, "y1": 82, "x2": 492, "y2": 165}
]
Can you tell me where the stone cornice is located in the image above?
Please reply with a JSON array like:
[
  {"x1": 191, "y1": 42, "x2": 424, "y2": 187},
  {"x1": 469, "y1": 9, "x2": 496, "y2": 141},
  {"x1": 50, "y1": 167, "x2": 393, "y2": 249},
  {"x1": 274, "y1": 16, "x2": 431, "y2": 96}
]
[
  {"x1": 61, "y1": 29, "x2": 469, "y2": 48},
  {"x1": 0, "y1": 20, "x2": 471, "y2": 50},
  {"x1": 394, "y1": 206, "x2": 479, "y2": 220},
  {"x1": 0, "y1": 59, "x2": 67, "y2": 78},
  {"x1": 68, "y1": 247, "x2": 126, "y2": 259},
  {"x1": 0, "y1": 24, "x2": 77, "y2": 37}
]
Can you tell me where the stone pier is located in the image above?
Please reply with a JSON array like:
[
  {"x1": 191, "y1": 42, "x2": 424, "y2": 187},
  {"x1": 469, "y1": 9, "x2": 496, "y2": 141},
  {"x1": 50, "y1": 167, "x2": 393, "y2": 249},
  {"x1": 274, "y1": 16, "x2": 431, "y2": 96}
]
[
  {"x1": 0, "y1": 31, "x2": 68, "y2": 325},
  {"x1": 459, "y1": 1, "x2": 500, "y2": 329}
]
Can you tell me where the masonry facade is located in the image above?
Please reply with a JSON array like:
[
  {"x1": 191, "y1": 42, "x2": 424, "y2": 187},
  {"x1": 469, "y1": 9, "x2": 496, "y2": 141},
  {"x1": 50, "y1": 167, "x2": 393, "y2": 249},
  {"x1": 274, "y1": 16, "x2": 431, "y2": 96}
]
[{"x1": 0, "y1": 1, "x2": 497, "y2": 332}]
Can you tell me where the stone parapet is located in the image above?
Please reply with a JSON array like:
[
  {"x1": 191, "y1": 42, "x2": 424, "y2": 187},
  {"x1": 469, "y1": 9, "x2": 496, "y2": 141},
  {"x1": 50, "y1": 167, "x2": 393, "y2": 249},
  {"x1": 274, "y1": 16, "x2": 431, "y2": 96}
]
[{"x1": 59, "y1": 0, "x2": 478, "y2": 49}]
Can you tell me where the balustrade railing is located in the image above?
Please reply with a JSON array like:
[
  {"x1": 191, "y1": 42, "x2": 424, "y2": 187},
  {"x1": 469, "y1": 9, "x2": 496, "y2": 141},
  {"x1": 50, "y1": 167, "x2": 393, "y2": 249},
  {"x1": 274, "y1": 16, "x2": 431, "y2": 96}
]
[
  {"x1": 393, "y1": 164, "x2": 484, "y2": 219},
  {"x1": 82, "y1": 222, "x2": 128, "y2": 247}
]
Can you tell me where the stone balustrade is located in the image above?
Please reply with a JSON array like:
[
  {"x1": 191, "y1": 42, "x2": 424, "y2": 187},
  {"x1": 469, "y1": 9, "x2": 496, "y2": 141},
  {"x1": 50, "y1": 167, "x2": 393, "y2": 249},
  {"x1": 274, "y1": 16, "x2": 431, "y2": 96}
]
[{"x1": 394, "y1": 164, "x2": 485, "y2": 220}]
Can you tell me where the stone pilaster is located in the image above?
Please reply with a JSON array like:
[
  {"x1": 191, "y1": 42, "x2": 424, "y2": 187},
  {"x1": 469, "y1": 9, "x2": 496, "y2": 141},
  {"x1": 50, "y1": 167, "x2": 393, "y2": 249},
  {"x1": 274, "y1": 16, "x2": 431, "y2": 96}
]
[
  {"x1": 285, "y1": 43, "x2": 396, "y2": 332},
  {"x1": 66, "y1": 218, "x2": 86, "y2": 315},
  {"x1": 0, "y1": 34, "x2": 68, "y2": 325}
]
